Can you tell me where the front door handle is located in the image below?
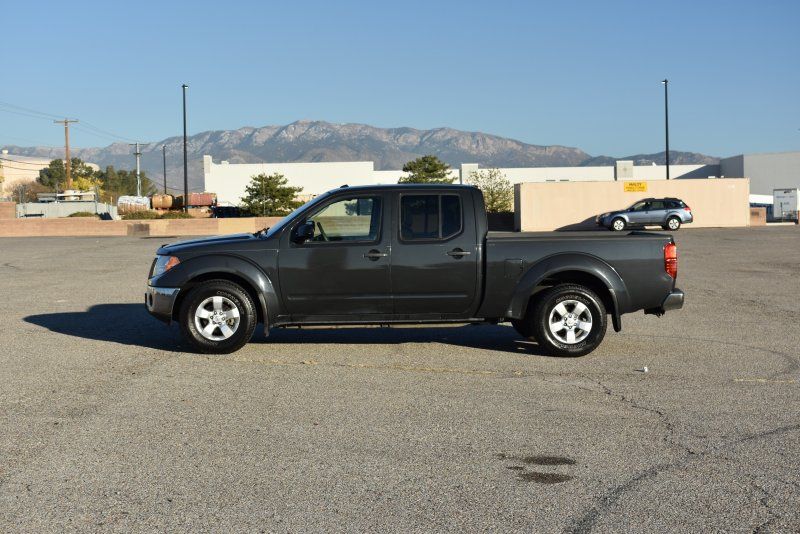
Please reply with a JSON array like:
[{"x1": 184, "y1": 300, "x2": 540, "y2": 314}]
[
  {"x1": 446, "y1": 248, "x2": 471, "y2": 258},
  {"x1": 364, "y1": 249, "x2": 388, "y2": 261}
]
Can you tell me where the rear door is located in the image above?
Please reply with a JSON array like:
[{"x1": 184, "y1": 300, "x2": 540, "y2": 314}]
[
  {"x1": 390, "y1": 190, "x2": 479, "y2": 316},
  {"x1": 646, "y1": 200, "x2": 667, "y2": 224}
]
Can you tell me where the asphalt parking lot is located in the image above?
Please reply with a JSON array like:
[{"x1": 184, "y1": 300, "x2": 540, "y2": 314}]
[{"x1": 1, "y1": 227, "x2": 799, "y2": 532}]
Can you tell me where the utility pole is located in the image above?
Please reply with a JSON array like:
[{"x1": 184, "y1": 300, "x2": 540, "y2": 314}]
[
  {"x1": 129, "y1": 142, "x2": 143, "y2": 197},
  {"x1": 182, "y1": 84, "x2": 189, "y2": 212},
  {"x1": 662, "y1": 79, "x2": 670, "y2": 180},
  {"x1": 162, "y1": 145, "x2": 167, "y2": 194},
  {"x1": 54, "y1": 118, "x2": 78, "y2": 190}
]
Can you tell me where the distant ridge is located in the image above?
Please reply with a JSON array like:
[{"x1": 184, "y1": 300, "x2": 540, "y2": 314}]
[{"x1": 2, "y1": 120, "x2": 718, "y2": 190}]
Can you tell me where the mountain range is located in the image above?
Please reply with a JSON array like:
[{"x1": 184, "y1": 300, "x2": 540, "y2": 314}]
[{"x1": 2, "y1": 120, "x2": 718, "y2": 191}]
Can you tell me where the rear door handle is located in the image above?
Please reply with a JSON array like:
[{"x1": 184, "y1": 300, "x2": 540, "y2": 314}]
[
  {"x1": 446, "y1": 248, "x2": 471, "y2": 258},
  {"x1": 364, "y1": 249, "x2": 388, "y2": 261}
]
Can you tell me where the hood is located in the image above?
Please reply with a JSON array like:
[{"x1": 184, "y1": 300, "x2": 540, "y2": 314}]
[{"x1": 157, "y1": 233, "x2": 257, "y2": 255}]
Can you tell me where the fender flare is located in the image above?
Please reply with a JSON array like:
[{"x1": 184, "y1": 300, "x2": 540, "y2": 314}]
[
  {"x1": 507, "y1": 253, "x2": 629, "y2": 332},
  {"x1": 154, "y1": 254, "x2": 279, "y2": 333}
]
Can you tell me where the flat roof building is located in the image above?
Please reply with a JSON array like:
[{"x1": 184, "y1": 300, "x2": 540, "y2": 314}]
[
  {"x1": 719, "y1": 151, "x2": 800, "y2": 195},
  {"x1": 0, "y1": 150, "x2": 52, "y2": 195}
]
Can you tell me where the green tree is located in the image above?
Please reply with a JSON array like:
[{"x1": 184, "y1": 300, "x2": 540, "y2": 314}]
[
  {"x1": 467, "y1": 168, "x2": 513, "y2": 213},
  {"x1": 96, "y1": 165, "x2": 157, "y2": 200},
  {"x1": 38, "y1": 158, "x2": 98, "y2": 190},
  {"x1": 240, "y1": 173, "x2": 303, "y2": 216},
  {"x1": 398, "y1": 155, "x2": 453, "y2": 184}
]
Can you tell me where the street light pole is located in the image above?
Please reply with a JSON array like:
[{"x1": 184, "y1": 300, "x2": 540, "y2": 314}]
[
  {"x1": 662, "y1": 79, "x2": 670, "y2": 180},
  {"x1": 162, "y1": 145, "x2": 167, "y2": 194},
  {"x1": 182, "y1": 84, "x2": 189, "y2": 212}
]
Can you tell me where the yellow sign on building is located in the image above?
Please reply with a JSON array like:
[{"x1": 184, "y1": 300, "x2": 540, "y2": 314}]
[{"x1": 623, "y1": 181, "x2": 648, "y2": 192}]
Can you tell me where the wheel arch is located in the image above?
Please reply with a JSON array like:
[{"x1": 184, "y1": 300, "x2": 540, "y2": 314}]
[
  {"x1": 157, "y1": 254, "x2": 279, "y2": 332},
  {"x1": 508, "y1": 253, "x2": 628, "y2": 332}
]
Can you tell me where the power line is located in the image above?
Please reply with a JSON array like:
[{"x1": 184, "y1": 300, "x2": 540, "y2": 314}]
[
  {"x1": 0, "y1": 100, "x2": 138, "y2": 144},
  {"x1": 0, "y1": 101, "x2": 62, "y2": 120},
  {"x1": 0, "y1": 163, "x2": 46, "y2": 172},
  {"x1": 0, "y1": 156, "x2": 51, "y2": 165},
  {"x1": 78, "y1": 120, "x2": 137, "y2": 143},
  {"x1": 0, "y1": 107, "x2": 59, "y2": 121}
]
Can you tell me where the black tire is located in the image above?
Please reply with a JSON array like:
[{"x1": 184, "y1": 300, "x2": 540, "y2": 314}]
[
  {"x1": 665, "y1": 216, "x2": 681, "y2": 231},
  {"x1": 179, "y1": 280, "x2": 257, "y2": 354},
  {"x1": 610, "y1": 217, "x2": 626, "y2": 232},
  {"x1": 531, "y1": 284, "x2": 607, "y2": 357},
  {"x1": 511, "y1": 318, "x2": 536, "y2": 341}
]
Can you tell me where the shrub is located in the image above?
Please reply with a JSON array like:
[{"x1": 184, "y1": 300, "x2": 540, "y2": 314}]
[
  {"x1": 67, "y1": 211, "x2": 98, "y2": 218},
  {"x1": 159, "y1": 210, "x2": 194, "y2": 219},
  {"x1": 121, "y1": 210, "x2": 160, "y2": 220}
]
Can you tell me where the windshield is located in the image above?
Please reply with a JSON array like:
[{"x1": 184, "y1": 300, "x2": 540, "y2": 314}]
[{"x1": 263, "y1": 192, "x2": 332, "y2": 239}]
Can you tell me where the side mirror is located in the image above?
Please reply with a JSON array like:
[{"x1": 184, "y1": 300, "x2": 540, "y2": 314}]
[{"x1": 294, "y1": 220, "x2": 315, "y2": 243}]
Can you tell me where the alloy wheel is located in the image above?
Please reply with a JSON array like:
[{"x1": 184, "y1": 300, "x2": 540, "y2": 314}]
[
  {"x1": 194, "y1": 296, "x2": 241, "y2": 341},
  {"x1": 548, "y1": 300, "x2": 592, "y2": 344}
]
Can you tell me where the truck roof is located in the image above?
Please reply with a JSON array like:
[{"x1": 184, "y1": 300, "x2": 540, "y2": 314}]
[{"x1": 333, "y1": 183, "x2": 478, "y2": 192}]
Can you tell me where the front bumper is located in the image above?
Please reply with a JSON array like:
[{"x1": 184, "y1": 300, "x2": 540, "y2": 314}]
[{"x1": 145, "y1": 285, "x2": 180, "y2": 323}]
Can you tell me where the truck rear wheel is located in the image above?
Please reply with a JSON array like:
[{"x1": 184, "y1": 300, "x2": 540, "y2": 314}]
[
  {"x1": 531, "y1": 284, "x2": 607, "y2": 357},
  {"x1": 179, "y1": 279, "x2": 257, "y2": 354}
]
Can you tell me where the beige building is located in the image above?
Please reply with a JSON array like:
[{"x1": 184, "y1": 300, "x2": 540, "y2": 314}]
[
  {"x1": 514, "y1": 178, "x2": 750, "y2": 231},
  {"x1": 0, "y1": 150, "x2": 52, "y2": 195}
]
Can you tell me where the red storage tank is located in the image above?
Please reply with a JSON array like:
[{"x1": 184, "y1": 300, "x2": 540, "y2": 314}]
[{"x1": 186, "y1": 192, "x2": 216, "y2": 207}]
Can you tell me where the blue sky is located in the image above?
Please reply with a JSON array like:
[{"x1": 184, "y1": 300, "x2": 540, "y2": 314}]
[{"x1": 2, "y1": 0, "x2": 798, "y2": 157}]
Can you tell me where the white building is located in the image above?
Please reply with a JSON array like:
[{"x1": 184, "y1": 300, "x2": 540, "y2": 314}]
[
  {"x1": 203, "y1": 156, "x2": 459, "y2": 205},
  {"x1": 203, "y1": 154, "x2": 721, "y2": 207},
  {"x1": 459, "y1": 162, "x2": 718, "y2": 184}
]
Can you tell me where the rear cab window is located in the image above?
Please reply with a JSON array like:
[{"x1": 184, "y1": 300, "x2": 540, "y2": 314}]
[{"x1": 400, "y1": 194, "x2": 462, "y2": 241}]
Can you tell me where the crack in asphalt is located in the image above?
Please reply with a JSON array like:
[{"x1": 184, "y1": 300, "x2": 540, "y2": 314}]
[
  {"x1": 565, "y1": 423, "x2": 800, "y2": 534},
  {"x1": 619, "y1": 333, "x2": 800, "y2": 380},
  {"x1": 751, "y1": 481, "x2": 780, "y2": 534},
  {"x1": 593, "y1": 379, "x2": 697, "y2": 456}
]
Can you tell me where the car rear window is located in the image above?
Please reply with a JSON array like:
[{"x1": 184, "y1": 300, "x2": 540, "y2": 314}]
[{"x1": 400, "y1": 194, "x2": 462, "y2": 241}]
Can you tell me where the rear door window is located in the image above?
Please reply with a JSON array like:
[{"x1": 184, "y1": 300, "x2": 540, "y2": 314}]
[{"x1": 400, "y1": 194, "x2": 462, "y2": 241}]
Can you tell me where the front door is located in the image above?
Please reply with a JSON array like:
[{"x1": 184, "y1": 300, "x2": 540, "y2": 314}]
[
  {"x1": 627, "y1": 200, "x2": 651, "y2": 225},
  {"x1": 390, "y1": 191, "x2": 479, "y2": 316},
  {"x1": 278, "y1": 194, "x2": 392, "y2": 317}
]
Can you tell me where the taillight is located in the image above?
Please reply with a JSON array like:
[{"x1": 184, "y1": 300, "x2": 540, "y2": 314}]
[
  {"x1": 683, "y1": 206, "x2": 691, "y2": 211},
  {"x1": 664, "y1": 242, "x2": 678, "y2": 279}
]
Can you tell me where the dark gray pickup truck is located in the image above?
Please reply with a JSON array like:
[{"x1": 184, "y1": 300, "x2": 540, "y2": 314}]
[{"x1": 146, "y1": 184, "x2": 683, "y2": 356}]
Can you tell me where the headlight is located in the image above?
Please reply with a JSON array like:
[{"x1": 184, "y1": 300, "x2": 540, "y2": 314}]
[{"x1": 151, "y1": 255, "x2": 180, "y2": 277}]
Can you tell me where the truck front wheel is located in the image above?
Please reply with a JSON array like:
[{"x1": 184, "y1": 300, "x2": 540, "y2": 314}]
[
  {"x1": 179, "y1": 280, "x2": 257, "y2": 354},
  {"x1": 531, "y1": 284, "x2": 607, "y2": 357}
]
